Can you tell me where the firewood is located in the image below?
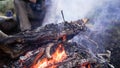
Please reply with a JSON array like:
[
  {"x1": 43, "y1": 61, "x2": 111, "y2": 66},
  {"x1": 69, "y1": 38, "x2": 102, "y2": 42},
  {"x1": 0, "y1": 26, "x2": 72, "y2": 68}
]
[
  {"x1": 45, "y1": 43, "x2": 54, "y2": 59},
  {"x1": 0, "y1": 19, "x2": 87, "y2": 58},
  {"x1": 30, "y1": 48, "x2": 45, "y2": 67}
]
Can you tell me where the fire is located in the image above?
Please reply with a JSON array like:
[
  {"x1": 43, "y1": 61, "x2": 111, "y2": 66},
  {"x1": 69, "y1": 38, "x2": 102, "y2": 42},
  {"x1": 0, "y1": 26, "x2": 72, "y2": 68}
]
[
  {"x1": 31, "y1": 44, "x2": 67, "y2": 68},
  {"x1": 81, "y1": 62, "x2": 91, "y2": 68}
]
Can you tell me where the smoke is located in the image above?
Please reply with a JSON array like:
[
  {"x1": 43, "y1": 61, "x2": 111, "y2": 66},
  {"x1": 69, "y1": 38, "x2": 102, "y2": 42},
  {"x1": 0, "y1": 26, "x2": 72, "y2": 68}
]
[
  {"x1": 57, "y1": 0, "x2": 106, "y2": 22},
  {"x1": 72, "y1": 0, "x2": 120, "y2": 56},
  {"x1": 43, "y1": 0, "x2": 120, "y2": 28},
  {"x1": 42, "y1": 0, "x2": 120, "y2": 57},
  {"x1": 43, "y1": 0, "x2": 108, "y2": 25},
  {"x1": 90, "y1": 0, "x2": 120, "y2": 32},
  {"x1": 42, "y1": 0, "x2": 59, "y2": 25}
]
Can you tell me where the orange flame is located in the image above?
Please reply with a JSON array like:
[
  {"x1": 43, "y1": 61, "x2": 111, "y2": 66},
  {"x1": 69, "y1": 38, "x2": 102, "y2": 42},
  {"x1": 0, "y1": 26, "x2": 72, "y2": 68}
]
[
  {"x1": 81, "y1": 62, "x2": 91, "y2": 68},
  {"x1": 31, "y1": 44, "x2": 67, "y2": 68}
]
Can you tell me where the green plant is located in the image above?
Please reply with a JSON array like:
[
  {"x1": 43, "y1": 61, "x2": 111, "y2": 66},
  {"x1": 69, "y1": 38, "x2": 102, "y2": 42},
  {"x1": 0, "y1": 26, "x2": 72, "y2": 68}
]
[{"x1": 0, "y1": 0, "x2": 14, "y2": 15}]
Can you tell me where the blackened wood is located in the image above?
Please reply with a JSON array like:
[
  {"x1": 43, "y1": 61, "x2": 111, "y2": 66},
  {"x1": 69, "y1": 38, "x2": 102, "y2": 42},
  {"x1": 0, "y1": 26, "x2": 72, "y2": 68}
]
[{"x1": 0, "y1": 19, "x2": 86, "y2": 58}]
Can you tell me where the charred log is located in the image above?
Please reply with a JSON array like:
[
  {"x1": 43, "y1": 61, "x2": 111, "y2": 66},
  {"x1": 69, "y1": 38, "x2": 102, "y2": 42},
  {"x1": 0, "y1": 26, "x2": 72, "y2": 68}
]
[{"x1": 0, "y1": 19, "x2": 87, "y2": 58}]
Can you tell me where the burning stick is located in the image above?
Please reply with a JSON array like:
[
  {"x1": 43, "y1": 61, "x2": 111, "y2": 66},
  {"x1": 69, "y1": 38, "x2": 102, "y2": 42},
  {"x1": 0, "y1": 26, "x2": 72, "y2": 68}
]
[
  {"x1": 31, "y1": 48, "x2": 45, "y2": 67},
  {"x1": 45, "y1": 43, "x2": 54, "y2": 59},
  {"x1": 19, "y1": 48, "x2": 45, "y2": 67}
]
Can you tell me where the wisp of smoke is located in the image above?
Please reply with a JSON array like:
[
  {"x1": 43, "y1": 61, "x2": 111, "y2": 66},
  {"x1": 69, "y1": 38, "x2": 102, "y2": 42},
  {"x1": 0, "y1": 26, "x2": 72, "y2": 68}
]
[
  {"x1": 42, "y1": 0, "x2": 120, "y2": 57},
  {"x1": 43, "y1": 0, "x2": 107, "y2": 25}
]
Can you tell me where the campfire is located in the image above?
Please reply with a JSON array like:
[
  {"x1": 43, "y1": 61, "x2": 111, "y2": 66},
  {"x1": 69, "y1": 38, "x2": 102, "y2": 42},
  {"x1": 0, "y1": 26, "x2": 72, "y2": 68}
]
[
  {"x1": 16, "y1": 41, "x2": 113, "y2": 68},
  {"x1": 0, "y1": 19, "x2": 114, "y2": 68},
  {"x1": 32, "y1": 44, "x2": 67, "y2": 68}
]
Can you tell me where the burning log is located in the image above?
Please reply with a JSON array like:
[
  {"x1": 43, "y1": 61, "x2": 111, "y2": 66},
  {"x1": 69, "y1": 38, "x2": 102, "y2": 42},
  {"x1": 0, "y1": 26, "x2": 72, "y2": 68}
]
[
  {"x1": 19, "y1": 48, "x2": 45, "y2": 67},
  {"x1": 0, "y1": 17, "x2": 114, "y2": 68},
  {"x1": 31, "y1": 48, "x2": 45, "y2": 65},
  {"x1": 0, "y1": 19, "x2": 87, "y2": 58},
  {"x1": 6, "y1": 41, "x2": 113, "y2": 68}
]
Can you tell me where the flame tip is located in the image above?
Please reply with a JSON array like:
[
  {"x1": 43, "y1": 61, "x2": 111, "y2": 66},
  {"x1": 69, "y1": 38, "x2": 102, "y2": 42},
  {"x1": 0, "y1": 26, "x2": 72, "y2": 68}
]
[{"x1": 32, "y1": 44, "x2": 67, "y2": 68}]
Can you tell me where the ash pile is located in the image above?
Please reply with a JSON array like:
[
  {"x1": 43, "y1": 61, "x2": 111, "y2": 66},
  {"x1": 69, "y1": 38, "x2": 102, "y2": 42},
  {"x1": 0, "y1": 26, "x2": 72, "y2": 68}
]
[{"x1": 0, "y1": 19, "x2": 114, "y2": 68}]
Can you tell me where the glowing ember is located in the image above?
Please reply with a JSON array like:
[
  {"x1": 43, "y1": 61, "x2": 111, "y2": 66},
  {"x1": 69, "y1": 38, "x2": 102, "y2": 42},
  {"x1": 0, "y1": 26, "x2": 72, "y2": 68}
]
[
  {"x1": 81, "y1": 62, "x2": 91, "y2": 68},
  {"x1": 62, "y1": 35, "x2": 67, "y2": 41},
  {"x1": 31, "y1": 44, "x2": 67, "y2": 68}
]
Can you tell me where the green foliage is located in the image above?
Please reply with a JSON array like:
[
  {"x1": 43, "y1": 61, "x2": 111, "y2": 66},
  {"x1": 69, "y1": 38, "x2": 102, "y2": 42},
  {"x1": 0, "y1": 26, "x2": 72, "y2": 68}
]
[{"x1": 0, "y1": 0, "x2": 14, "y2": 15}]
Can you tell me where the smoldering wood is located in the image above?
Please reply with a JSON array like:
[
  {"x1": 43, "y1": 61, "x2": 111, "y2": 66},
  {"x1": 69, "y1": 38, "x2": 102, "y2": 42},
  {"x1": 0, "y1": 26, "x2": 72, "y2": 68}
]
[
  {"x1": 31, "y1": 48, "x2": 45, "y2": 66},
  {"x1": 11, "y1": 41, "x2": 112, "y2": 68},
  {"x1": 21, "y1": 48, "x2": 45, "y2": 67},
  {"x1": 0, "y1": 19, "x2": 87, "y2": 58}
]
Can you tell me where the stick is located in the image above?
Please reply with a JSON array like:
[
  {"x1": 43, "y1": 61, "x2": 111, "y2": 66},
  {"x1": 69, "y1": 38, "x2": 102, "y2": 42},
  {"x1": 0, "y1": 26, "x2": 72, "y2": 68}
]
[
  {"x1": 61, "y1": 10, "x2": 66, "y2": 22},
  {"x1": 31, "y1": 48, "x2": 45, "y2": 66}
]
